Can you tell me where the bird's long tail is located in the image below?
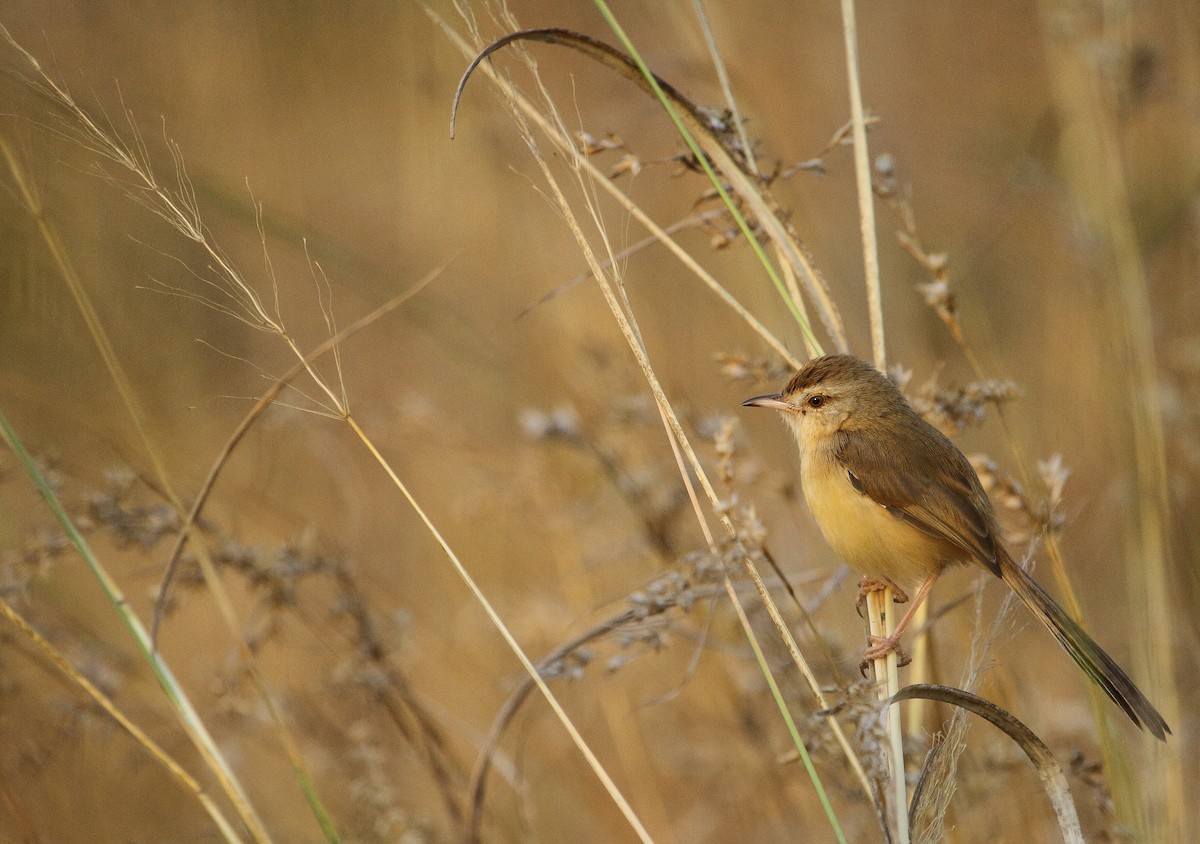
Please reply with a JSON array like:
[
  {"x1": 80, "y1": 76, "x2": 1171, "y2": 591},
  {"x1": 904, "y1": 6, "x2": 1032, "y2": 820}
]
[{"x1": 997, "y1": 551, "x2": 1170, "y2": 740}]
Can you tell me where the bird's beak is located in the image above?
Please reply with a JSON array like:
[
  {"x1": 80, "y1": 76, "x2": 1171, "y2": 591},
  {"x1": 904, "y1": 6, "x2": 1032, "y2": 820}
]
[{"x1": 741, "y1": 393, "x2": 792, "y2": 412}]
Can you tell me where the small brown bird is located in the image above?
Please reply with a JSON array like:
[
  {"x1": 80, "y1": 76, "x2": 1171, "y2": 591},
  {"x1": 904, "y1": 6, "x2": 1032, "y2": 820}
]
[{"x1": 743, "y1": 354, "x2": 1169, "y2": 739}]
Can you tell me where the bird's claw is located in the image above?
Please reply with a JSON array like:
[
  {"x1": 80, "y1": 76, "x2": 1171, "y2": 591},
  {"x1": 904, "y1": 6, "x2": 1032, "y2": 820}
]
[
  {"x1": 858, "y1": 634, "x2": 911, "y2": 676},
  {"x1": 855, "y1": 577, "x2": 910, "y2": 618}
]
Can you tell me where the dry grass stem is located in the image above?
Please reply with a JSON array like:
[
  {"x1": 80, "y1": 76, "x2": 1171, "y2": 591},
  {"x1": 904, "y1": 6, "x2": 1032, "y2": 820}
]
[
  {"x1": 442, "y1": 6, "x2": 876, "y2": 810},
  {"x1": 2, "y1": 4, "x2": 1188, "y2": 841}
]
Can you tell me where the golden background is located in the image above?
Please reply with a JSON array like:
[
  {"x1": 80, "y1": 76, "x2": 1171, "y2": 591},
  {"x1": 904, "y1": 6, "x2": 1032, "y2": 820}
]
[{"x1": 0, "y1": 2, "x2": 1196, "y2": 842}]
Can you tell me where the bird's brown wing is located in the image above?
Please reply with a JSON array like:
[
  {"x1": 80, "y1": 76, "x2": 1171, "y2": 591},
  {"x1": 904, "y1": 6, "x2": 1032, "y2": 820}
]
[{"x1": 834, "y1": 425, "x2": 1001, "y2": 576}]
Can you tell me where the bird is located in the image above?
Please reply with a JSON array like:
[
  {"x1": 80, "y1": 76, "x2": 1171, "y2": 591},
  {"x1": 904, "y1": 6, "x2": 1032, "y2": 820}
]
[{"x1": 742, "y1": 353, "x2": 1169, "y2": 740}]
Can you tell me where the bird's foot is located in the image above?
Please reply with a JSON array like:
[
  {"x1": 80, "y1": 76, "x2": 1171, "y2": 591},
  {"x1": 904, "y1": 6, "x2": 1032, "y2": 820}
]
[
  {"x1": 855, "y1": 577, "x2": 909, "y2": 617},
  {"x1": 858, "y1": 633, "x2": 911, "y2": 676}
]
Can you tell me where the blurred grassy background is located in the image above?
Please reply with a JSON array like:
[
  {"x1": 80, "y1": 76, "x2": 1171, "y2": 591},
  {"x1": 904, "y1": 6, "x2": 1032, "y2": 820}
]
[{"x1": 0, "y1": 2, "x2": 1196, "y2": 842}]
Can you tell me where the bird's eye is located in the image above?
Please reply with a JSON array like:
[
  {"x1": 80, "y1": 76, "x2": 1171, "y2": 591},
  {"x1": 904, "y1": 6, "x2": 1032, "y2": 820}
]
[{"x1": 807, "y1": 394, "x2": 826, "y2": 408}]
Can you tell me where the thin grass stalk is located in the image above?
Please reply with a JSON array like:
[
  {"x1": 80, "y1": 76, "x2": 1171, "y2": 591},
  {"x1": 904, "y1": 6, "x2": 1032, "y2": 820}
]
[
  {"x1": 480, "y1": 11, "x2": 865, "y2": 816},
  {"x1": 589, "y1": 0, "x2": 829, "y2": 354},
  {"x1": 1, "y1": 25, "x2": 346, "y2": 417},
  {"x1": 441, "y1": 2, "x2": 878, "y2": 808},
  {"x1": 0, "y1": 130, "x2": 340, "y2": 843},
  {"x1": 9, "y1": 27, "x2": 653, "y2": 839},
  {"x1": 837, "y1": 0, "x2": 885, "y2": 369},
  {"x1": 0, "y1": 599, "x2": 245, "y2": 843},
  {"x1": 2, "y1": 33, "x2": 347, "y2": 834},
  {"x1": 650, "y1": 302, "x2": 822, "y2": 843},
  {"x1": 445, "y1": 26, "x2": 802, "y2": 367},
  {"x1": 525, "y1": 97, "x2": 860, "y2": 804},
  {"x1": 963, "y1": 342, "x2": 1150, "y2": 833},
  {"x1": 151, "y1": 266, "x2": 445, "y2": 641},
  {"x1": 689, "y1": 1, "x2": 819, "y2": 360},
  {"x1": 902, "y1": 600, "x2": 932, "y2": 737},
  {"x1": 606, "y1": 216, "x2": 846, "y2": 838},
  {"x1": 837, "y1": 0, "x2": 907, "y2": 834},
  {"x1": 577, "y1": 4, "x2": 869, "y2": 785},
  {"x1": 447, "y1": 22, "x2": 848, "y2": 353},
  {"x1": 556, "y1": 403, "x2": 682, "y2": 841},
  {"x1": 343, "y1": 416, "x2": 656, "y2": 843},
  {"x1": 883, "y1": 633, "x2": 909, "y2": 844},
  {"x1": 1036, "y1": 4, "x2": 1181, "y2": 839},
  {"x1": 868, "y1": 590, "x2": 909, "y2": 843},
  {"x1": 587, "y1": 160, "x2": 804, "y2": 368},
  {"x1": 727, "y1": 585, "x2": 849, "y2": 844},
  {"x1": 515, "y1": 67, "x2": 873, "y2": 830},
  {"x1": 0, "y1": 410, "x2": 274, "y2": 844},
  {"x1": 0, "y1": 131, "x2": 165, "y2": 504},
  {"x1": 691, "y1": 0, "x2": 757, "y2": 179}
]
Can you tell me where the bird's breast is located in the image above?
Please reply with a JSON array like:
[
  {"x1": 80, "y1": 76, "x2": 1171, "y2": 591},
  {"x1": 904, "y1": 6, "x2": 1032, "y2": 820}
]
[{"x1": 800, "y1": 447, "x2": 953, "y2": 586}]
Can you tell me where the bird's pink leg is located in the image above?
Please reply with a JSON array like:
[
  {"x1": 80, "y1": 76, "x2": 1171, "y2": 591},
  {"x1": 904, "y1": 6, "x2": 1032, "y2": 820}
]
[{"x1": 860, "y1": 571, "x2": 939, "y2": 669}]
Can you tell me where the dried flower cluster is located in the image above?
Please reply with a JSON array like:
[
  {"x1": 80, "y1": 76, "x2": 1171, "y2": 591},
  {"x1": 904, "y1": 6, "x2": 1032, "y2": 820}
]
[{"x1": 909, "y1": 377, "x2": 1021, "y2": 437}]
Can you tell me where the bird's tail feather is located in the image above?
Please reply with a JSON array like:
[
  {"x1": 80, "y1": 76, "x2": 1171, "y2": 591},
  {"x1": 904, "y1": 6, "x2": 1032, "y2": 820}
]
[{"x1": 997, "y1": 552, "x2": 1169, "y2": 740}]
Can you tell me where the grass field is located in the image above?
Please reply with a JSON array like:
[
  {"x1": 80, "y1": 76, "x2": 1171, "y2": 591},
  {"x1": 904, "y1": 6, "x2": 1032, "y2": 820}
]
[{"x1": 0, "y1": 3, "x2": 1196, "y2": 842}]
